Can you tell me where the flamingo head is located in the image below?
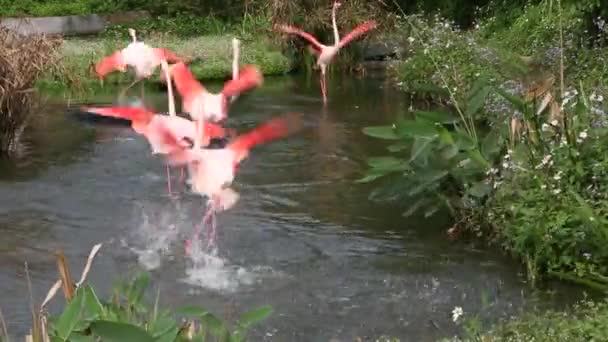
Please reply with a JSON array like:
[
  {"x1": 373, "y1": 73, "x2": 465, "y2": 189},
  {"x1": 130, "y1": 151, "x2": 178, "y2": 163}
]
[{"x1": 95, "y1": 51, "x2": 127, "y2": 79}]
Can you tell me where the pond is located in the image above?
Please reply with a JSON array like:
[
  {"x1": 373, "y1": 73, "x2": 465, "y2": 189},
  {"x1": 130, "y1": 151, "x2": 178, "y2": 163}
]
[{"x1": 0, "y1": 71, "x2": 586, "y2": 341}]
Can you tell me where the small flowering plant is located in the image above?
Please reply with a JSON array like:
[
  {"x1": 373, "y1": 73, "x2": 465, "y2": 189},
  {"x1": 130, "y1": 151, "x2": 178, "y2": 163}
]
[{"x1": 486, "y1": 84, "x2": 608, "y2": 288}]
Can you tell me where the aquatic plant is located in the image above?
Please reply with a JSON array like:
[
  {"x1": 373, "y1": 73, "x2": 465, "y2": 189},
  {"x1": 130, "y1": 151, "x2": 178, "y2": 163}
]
[
  {"x1": 0, "y1": 28, "x2": 61, "y2": 157},
  {"x1": 18, "y1": 244, "x2": 273, "y2": 342}
]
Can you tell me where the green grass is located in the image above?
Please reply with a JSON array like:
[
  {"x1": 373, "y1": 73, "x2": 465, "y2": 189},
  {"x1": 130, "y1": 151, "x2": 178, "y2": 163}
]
[
  {"x1": 39, "y1": 34, "x2": 293, "y2": 95},
  {"x1": 440, "y1": 298, "x2": 608, "y2": 342}
]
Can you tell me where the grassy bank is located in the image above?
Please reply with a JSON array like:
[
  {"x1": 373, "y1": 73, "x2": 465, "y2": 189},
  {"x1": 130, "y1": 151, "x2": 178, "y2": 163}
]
[
  {"x1": 441, "y1": 298, "x2": 608, "y2": 341},
  {"x1": 360, "y1": 1, "x2": 608, "y2": 289},
  {"x1": 38, "y1": 33, "x2": 293, "y2": 95}
]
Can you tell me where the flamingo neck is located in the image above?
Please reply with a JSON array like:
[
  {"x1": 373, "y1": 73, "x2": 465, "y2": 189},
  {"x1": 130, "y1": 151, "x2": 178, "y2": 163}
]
[
  {"x1": 161, "y1": 60, "x2": 176, "y2": 117},
  {"x1": 332, "y1": 3, "x2": 340, "y2": 46},
  {"x1": 232, "y1": 38, "x2": 240, "y2": 81}
]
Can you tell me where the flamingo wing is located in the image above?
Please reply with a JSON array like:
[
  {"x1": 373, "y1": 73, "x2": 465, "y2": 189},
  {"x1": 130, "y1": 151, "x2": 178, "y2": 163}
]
[
  {"x1": 221, "y1": 65, "x2": 263, "y2": 97},
  {"x1": 228, "y1": 112, "x2": 303, "y2": 164},
  {"x1": 275, "y1": 24, "x2": 325, "y2": 52},
  {"x1": 153, "y1": 48, "x2": 185, "y2": 63},
  {"x1": 81, "y1": 106, "x2": 154, "y2": 123},
  {"x1": 338, "y1": 21, "x2": 378, "y2": 49},
  {"x1": 169, "y1": 62, "x2": 206, "y2": 97},
  {"x1": 94, "y1": 51, "x2": 126, "y2": 78}
]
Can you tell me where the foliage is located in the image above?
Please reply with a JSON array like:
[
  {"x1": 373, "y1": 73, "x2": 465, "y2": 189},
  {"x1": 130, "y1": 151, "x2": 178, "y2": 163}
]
[
  {"x1": 42, "y1": 271, "x2": 273, "y2": 342},
  {"x1": 441, "y1": 298, "x2": 608, "y2": 342},
  {"x1": 38, "y1": 34, "x2": 292, "y2": 95},
  {"x1": 0, "y1": 27, "x2": 62, "y2": 158}
]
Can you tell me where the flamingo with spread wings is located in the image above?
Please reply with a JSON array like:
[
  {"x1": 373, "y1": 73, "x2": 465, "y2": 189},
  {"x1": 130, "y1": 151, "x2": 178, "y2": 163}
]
[
  {"x1": 82, "y1": 61, "x2": 231, "y2": 196},
  {"x1": 156, "y1": 112, "x2": 303, "y2": 251},
  {"x1": 95, "y1": 28, "x2": 186, "y2": 100},
  {"x1": 275, "y1": 1, "x2": 377, "y2": 102},
  {"x1": 167, "y1": 62, "x2": 263, "y2": 123}
]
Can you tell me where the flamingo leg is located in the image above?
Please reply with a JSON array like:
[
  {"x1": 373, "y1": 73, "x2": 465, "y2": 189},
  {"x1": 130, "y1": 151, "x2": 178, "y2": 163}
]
[
  {"x1": 119, "y1": 77, "x2": 141, "y2": 101},
  {"x1": 179, "y1": 167, "x2": 186, "y2": 183},
  {"x1": 206, "y1": 207, "x2": 218, "y2": 249},
  {"x1": 185, "y1": 200, "x2": 215, "y2": 255},
  {"x1": 140, "y1": 82, "x2": 145, "y2": 101},
  {"x1": 165, "y1": 162, "x2": 173, "y2": 197},
  {"x1": 320, "y1": 65, "x2": 327, "y2": 103}
]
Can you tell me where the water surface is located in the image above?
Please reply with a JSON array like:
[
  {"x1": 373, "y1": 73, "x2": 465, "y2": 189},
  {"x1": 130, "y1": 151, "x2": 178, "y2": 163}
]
[{"x1": 0, "y1": 72, "x2": 584, "y2": 341}]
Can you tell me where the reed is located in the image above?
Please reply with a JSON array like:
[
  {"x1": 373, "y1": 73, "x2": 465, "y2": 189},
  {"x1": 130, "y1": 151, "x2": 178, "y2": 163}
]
[{"x1": 0, "y1": 27, "x2": 61, "y2": 157}]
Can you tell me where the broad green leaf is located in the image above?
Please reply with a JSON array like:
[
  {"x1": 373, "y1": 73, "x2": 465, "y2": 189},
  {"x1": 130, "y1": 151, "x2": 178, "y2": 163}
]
[
  {"x1": 466, "y1": 85, "x2": 491, "y2": 116},
  {"x1": 55, "y1": 288, "x2": 85, "y2": 340},
  {"x1": 149, "y1": 314, "x2": 177, "y2": 337},
  {"x1": 436, "y1": 125, "x2": 455, "y2": 146},
  {"x1": 362, "y1": 126, "x2": 400, "y2": 140},
  {"x1": 402, "y1": 197, "x2": 431, "y2": 217},
  {"x1": 395, "y1": 120, "x2": 438, "y2": 138},
  {"x1": 415, "y1": 111, "x2": 458, "y2": 124},
  {"x1": 410, "y1": 82, "x2": 451, "y2": 96},
  {"x1": 387, "y1": 142, "x2": 409, "y2": 152},
  {"x1": 237, "y1": 305, "x2": 273, "y2": 329},
  {"x1": 82, "y1": 285, "x2": 105, "y2": 320},
  {"x1": 67, "y1": 332, "x2": 96, "y2": 342},
  {"x1": 128, "y1": 272, "x2": 151, "y2": 307},
  {"x1": 176, "y1": 305, "x2": 209, "y2": 318},
  {"x1": 466, "y1": 149, "x2": 490, "y2": 169},
  {"x1": 408, "y1": 170, "x2": 449, "y2": 196},
  {"x1": 366, "y1": 157, "x2": 406, "y2": 170},
  {"x1": 154, "y1": 326, "x2": 179, "y2": 342},
  {"x1": 481, "y1": 129, "x2": 504, "y2": 160},
  {"x1": 409, "y1": 137, "x2": 435, "y2": 163},
  {"x1": 494, "y1": 87, "x2": 526, "y2": 111},
  {"x1": 467, "y1": 74, "x2": 491, "y2": 98},
  {"x1": 355, "y1": 172, "x2": 388, "y2": 183},
  {"x1": 468, "y1": 181, "x2": 492, "y2": 198},
  {"x1": 453, "y1": 131, "x2": 477, "y2": 151},
  {"x1": 89, "y1": 320, "x2": 156, "y2": 342},
  {"x1": 201, "y1": 313, "x2": 229, "y2": 337}
]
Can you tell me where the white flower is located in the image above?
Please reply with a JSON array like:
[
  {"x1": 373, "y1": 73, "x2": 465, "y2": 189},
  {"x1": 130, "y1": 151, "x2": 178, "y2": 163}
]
[
  {"x1": 550, "y1": 120, "x2": 559, "y2": 126},
  {"x1": 542, "y1": 123, "x2": 551, "y2": 131},
  {"x1": 583, "y1": 252, "x2": 592, "y2": 260},
  {"x1": 579, "y1": 131, "x2": 588, "y2": 139},
  {"x1": 407, "y1": 36, "x2": 415, "y2": 43},
  {"x1": 541, "y1": 184, "x2": 547, "y2": 189},
  {"x1": 553, "y1": 189, "x2": 562, "y2": 195},
  {"x1": 553, "y1": 171, "x2": 563, "y2": 181},
  {"x1": 502, "y1": 162, "x2": 509, "y2": 169},
  {"x1": 452, "y1": 306, "x2": 463, "y2": 322}
]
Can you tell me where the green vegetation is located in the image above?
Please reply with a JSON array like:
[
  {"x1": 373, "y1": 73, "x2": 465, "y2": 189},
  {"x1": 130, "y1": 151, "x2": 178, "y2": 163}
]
[
  {"x1": 42, "y1": 271, "x2": 272, "y2": 342},
  {"x1": 39, "y1": 34, "x2": 292, "y2": 95},
  {"x1": 360, "y1": 0, "x2": 608, "y2": 289},
  {"x1": 441, "y1": 298, "x2": 608, "y2": 341}
]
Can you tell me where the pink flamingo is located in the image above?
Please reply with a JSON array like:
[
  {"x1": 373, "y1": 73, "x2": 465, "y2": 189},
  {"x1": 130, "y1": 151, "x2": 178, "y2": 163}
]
[
  {"x1": 155, "y1": 112, "x2": 303, "y2": 252},
  {"x1": 81, "y1": 62, "x2": 231, "y2": 197},
  {"x1": 95, "y1": 28, "x2": 185, "y2": 100},
  {"x1": 167, "y1": 62, "x2": 263, "y2": 123},
  {"x1": 275, "y1": 1, "x2": 377, "y2": 102}
]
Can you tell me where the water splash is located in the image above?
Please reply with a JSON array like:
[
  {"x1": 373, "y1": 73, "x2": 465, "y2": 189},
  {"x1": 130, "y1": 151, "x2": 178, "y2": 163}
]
[
  {"x1": 180, "y1": 228, "x2": 283, "y2": 294},
  {"x1": 122, "y1": 201, "x2": 186, "y2": 270}
]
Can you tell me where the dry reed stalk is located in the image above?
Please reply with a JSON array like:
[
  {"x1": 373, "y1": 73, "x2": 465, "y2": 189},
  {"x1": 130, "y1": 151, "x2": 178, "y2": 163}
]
[
  {"x1": 0, "y1": 27, "x2": 62, "y2": 157},
  {"x1": 54, "y1": 250, "x2": 75, "y2": 301}
]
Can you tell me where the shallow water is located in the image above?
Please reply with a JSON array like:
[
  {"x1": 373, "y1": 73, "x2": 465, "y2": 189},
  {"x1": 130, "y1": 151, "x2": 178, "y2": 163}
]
[{"x1": 0, "y1": 72, "x2": 585, "y2": 341}]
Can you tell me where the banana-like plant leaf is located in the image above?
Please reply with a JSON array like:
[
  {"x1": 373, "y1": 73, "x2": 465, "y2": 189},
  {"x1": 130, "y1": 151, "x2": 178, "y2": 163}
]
[
  {"x1": 362, "y1": 126, "x2": 401, "y2": 140},
  {"x1": 466, "y1": 85, "x2": 491, "y2": 116},
  {"x1": 395, "y1": 119, "x2": 439, "y2": 138},
  {"x1": 415, "y1": 110, "x2": 459, "y2": 124},
  {"x1": 89, "y1": 320, "x2": 155, "y2": 342}
]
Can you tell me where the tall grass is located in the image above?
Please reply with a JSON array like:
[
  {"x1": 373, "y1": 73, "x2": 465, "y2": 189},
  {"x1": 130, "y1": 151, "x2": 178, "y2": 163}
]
[{"x1": 0, "y1": 28, "x2": 61, "y2": 158}]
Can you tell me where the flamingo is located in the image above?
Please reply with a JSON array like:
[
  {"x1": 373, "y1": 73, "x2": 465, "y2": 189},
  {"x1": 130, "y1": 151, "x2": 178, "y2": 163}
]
[
  {"x1": 275, "y1": 1, "x2": 377, "y2": 102},
  {"x1": 167, "y1": 62, "x2": 263, "y2": 123},
  {"x1": 155, "y1": 112, "x2": 303, "y2": 251},
  {"x1": 81, "y1": 61, "x2": 231, "y2": 196},
  {"x1": 94, "y1": 28, "x2": 185, "y2": 100},
  {"x1": 230, "y1": 38, "x2": 241, "y2": 104}
]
